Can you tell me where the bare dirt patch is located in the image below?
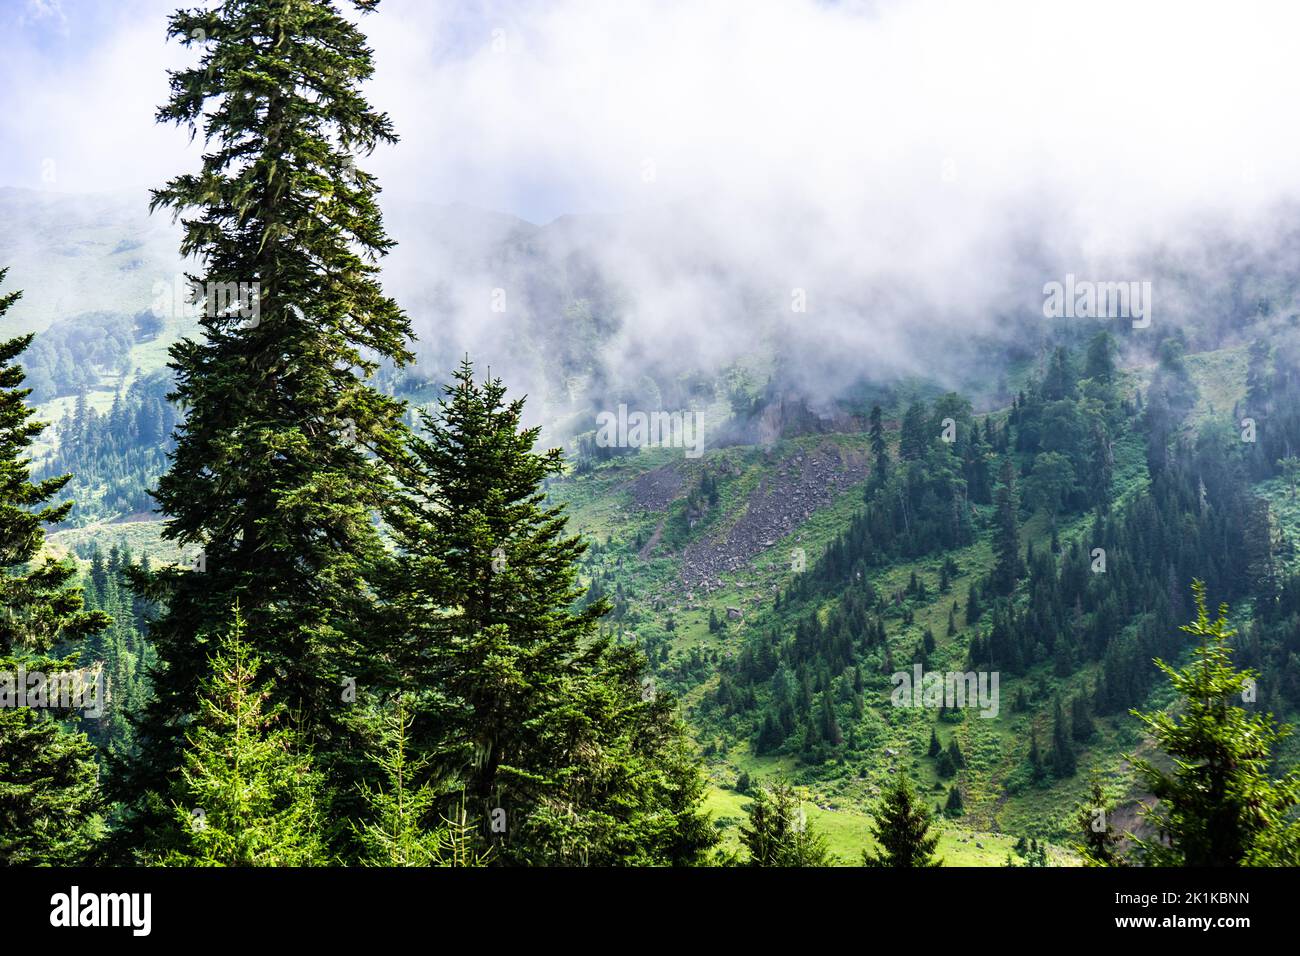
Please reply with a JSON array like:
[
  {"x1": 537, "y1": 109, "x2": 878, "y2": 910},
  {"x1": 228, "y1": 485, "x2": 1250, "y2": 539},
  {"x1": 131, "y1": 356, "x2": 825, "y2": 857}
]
[
  {"x1": 624, "y1": 464, "x2": 687, "y2": 513},
  {"x1": 681, "y1": 442, "x2": 865, "y2": 590}
]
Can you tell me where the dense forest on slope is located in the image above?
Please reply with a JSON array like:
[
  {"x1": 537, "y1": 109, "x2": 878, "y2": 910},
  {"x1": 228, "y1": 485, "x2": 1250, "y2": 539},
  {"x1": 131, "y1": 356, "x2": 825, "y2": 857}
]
[
  {"x1": 547, "y1": 330, "x2": 1300, "y2": 861},
  {"x1": 4, "y1": 0, "x2": 1300, "y2": 871},
  {"x1": 18, "y1": 323, "x2": 1300, "y2": 865}
]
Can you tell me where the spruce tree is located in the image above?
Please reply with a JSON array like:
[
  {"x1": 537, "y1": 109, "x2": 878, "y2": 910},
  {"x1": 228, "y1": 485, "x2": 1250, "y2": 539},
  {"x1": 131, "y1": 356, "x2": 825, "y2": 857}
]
[
  {"x1": 819, "y1": 691, "x2": 842, "y2": 746},
  {"x1": 946, "y1": 738, "x2": 966, "y2": 769},
  {"x1": 0, "y1": 705, "x2": 103, "y2": 865},
  {"x1": 936, "y1": 749, "x2": 956, "y2": 778},
  {"x1": 992, "y1": 456, "x2": 1022, "y2": 594},
  {"x1": 944, "y1": 785, "x2": 964, "y2": 816},
  {"x1": 1084, "y1": 331, "x2": 1117, "y2": 384},
  {"x1": 869, "y1": 404, "x2": 888, "y2": 487},
  {"x1": 117, "y1": 0, "x2": 413, "y2": 850},
  {"x1": 1072, "y1": 773, "x2": 1125, "y2": 866},
  {"x1": 740, "y1": 782, "x2": 832, "y2": 866},
  {"x1": 1051, "y1": 696, "x2": 1076, "y2": 777},
  {"x1": 165, "y1": 605, "x2": 324, "y2": 867},
  {"x1": 1070, "y1": 693, "x2": 1095, "y2": 743},
  {"x1": 352, "y1": 694, "x2": 487, "y2": 867},
  {"x1": 966, "y1": 581, "x2": 982, "y2": 624},
  {"x1": 1028, "y1": 728, "x2": 1045, "y2": 782},
  {"x1": 381, "y1": 360, "x2": 715, "y2": 865},
  {"x1": 1131, "y1": 581, "x2": 1300, "y2": 866},
  {"x1": 898, "y1": 401, "x2": 930, "y2": 461},
  {"x1": 0, "y1": 276, "x2": 111, "y2": 865},
  {"x1": 864, "y1": 775, "x2": 941, "y2": 867}
]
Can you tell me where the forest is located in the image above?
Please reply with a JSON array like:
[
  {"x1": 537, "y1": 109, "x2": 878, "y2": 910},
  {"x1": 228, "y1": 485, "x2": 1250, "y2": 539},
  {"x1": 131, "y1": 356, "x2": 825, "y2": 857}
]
[{"x1": 2, "y1": 0, "x2": 1300, "y2": 876}]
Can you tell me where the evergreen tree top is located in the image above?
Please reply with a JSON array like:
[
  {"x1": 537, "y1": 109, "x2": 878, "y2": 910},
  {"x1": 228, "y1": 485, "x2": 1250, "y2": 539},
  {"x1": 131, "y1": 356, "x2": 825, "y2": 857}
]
[{"x1": 1130, "y1": 579, "x2": 1300, "y2": 866}]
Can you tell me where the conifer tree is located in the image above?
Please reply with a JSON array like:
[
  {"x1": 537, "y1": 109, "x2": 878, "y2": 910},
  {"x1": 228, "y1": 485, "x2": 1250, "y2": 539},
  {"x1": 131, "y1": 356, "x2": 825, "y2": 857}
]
[
  {"x1": 1072, "y1": 773, "x2": 1125, "y2": 866},
  {"x1": 1051, "y1": 696, "x2": 1076, "y2": 777},
  {"x1": 966, "y1": 581, "x2": 982, "y2": 624},
  {"x1": 899, "y1": 401, "x2": 930, "y2": 461},
  {"x1": 869, "y1": 404, "x2": 888, "y2": 487},
  {"x1": 944, "y1": 785, "x2": 964, "y2": 816},
  {"x1": 740, "y1": 782, "x2": 832, "y2": 866},
  {"x1": 0, "y1": 705, "x2": 103, "y2": 865},
  {"x1": 165, "y1": 605, "x2": 324, "y2": 867},
  {"x1": 381, "y1": 360, "x2": 715, "y2": 865},
  {"x1": 0, "y1": 276, "x2": 111, "y2": 865},
  {"x1": 1131, "y1": 581, "x2": 1300, "y2": 866},
  {"x1": 117, "y1": 0, "x2": 413, "y2": 848},
  {"x1": 1070, "y1": 693, "x2": 1095, "y2": 743},
  {"x1": 946, "y1": 737, "x2": 966, "y2": 770},
  {"x1": 864, "y1": 775, "x2": 941, "y2": 867},
  {"x1": 992, "y1": 456, "x2": 1022, "y2": 594},
  {"x1": 936, "y1": 749, "x2": 956, "y2": 778},
  {"x1": 1028, "y1": 728, "x2": 1045, "y2": 782},
  {"x1": 353, "y1": 695, "x2": 487, "y2": 867},
  {"x1": 1084, "y1": 331, "x2": 1117, "y2": 384},
  {"x1": 819, "y1": 691, "x2": 842, "y2": 746}
]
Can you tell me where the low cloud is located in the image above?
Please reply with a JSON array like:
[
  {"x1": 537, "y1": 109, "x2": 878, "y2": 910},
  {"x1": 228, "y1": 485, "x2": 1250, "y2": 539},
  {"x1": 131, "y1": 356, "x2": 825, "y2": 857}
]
[{"x1": 7, "y1": 0, "x2": 1300, "y2": 420}]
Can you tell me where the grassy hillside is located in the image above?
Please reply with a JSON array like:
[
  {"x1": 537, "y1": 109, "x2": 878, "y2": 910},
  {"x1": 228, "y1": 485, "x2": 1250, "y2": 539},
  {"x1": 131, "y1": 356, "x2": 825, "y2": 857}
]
[
  {"x1": 544, "y1": 344, "x2": 1289, "y2": 863},
  {"x1": 16, "y1": 276, "x2": 1290, "y2": 864}
]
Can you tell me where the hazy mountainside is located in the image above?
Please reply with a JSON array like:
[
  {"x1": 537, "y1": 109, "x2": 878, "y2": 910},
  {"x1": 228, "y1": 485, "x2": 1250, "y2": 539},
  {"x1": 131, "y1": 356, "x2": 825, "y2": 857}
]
[
  {"x1": 0, "y1": 188, "x2": 183, "y2": 337},
  {"x1": 12, "y1": 184, "x2": 1300, "y2": 445},
  {"x1": 545, "y1": 337, "x2": 1300, "y2": 863},
  {"x1": 14, "y1": 0, "x2": 1300, "y2": 879},
  {"x1": 10, "y1": 185, "x2": 1300, "y2": 864}
]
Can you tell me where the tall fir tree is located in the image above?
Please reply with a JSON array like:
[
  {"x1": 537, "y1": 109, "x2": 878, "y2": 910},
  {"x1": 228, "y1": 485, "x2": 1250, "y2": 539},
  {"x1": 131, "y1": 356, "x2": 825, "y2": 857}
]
[
  {"x1": 944, "y1": 784, "x2": 964, "y2": 817},
  {"x1": 115, "y1": 0, "x2": 413, "y2": 852},
  {"x1": 869, "y1": 404, "x2": 888, "y2": 487},
  {"x1": 0, "y1": 273, "x2": 111, "y2": 865},
  {"x1": 381, "y1": 360, "x2": 715, "y2": 865},
  {"x1": 1131, "y1": 581, "x2": 1300, "y2": 866},
  {"x1": 1084, "y1": 330, "x2": 1117, "y2": 384},
  {"x1": 864, "y1": 775, "x2": 941, "y2": 867},
  {"x1": 946, "y1": 737, "x2": 966, "y2": 770},
  {"x1": 898, "y1": 401, "x2": 930, "y2": 461},
  {"x1": 992, "y1": 456, "x2": 1022, "y2": 594},
  {"x1": 1050, "y1": 696, "x2": 1076, "y2": 777},
  {"x1": 1070, "y1": 692, "x2": 1095, "y2": 743}
]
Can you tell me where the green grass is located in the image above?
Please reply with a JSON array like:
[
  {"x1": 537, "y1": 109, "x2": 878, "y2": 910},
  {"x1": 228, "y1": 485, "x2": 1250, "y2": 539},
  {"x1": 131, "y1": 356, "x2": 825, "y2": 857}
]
[
  {"x1": 35, "y1": 327, "x2": 1295, "y2": 863},
  {"x1": 702, "y1": 784, "x2": 1073, "y2": 866},
  {"x1": 47, "y1": 519, "x2": 179, "y2": 564},
  {"x1": 547, "y1": 367, "x2": 1193, "y2": 853},
  {"x1": 1184, "y1": 346, "x2": 1248, "y2": 428}
]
